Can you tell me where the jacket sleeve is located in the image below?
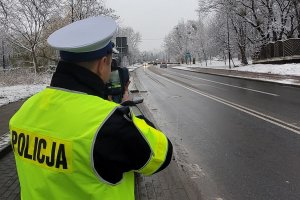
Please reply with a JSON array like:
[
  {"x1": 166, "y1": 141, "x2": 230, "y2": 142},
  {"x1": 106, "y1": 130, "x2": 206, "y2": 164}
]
[
  {"x1": 130, "y1": 112, "x2": 172, "y2": 176},
  {"x1": 92, "y1": 108, "x2": 172, "y2": 184}
]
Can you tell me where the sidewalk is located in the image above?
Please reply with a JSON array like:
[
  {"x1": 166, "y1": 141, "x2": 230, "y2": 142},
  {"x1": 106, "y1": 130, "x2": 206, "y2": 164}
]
[
  {"x1": 0, "y1": 100, "x2": 25, "y2": 157},
  {"x1": 0, "y1": 151, "x2": 20, "y2": 200},
  {"x1": 1, "y1": 66, "x2": 299, "y2": 200}
]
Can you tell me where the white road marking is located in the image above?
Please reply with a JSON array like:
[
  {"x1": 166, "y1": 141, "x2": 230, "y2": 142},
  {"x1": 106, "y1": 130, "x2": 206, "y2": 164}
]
[
  {"x1": 167, "y1": 71, "x2": 280, "y2": 97},
  {"x1": 191, "y1": 83, "x2": 225, "y2": 90},
  {"x1": 156, "y1": 74, "x2": 300, "y2": 135}
]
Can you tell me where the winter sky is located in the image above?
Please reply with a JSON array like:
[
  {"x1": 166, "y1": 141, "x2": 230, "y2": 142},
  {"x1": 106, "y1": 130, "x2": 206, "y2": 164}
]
[{"x1": 105, "y1": 0, "x2": 199, "y2": 52}]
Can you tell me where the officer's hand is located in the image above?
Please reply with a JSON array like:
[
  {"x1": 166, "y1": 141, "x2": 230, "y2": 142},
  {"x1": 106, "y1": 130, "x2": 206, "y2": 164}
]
[
  {"x1": 121, "y1": 81, "x2": 131, "y2": 103},
  {"x1": 124, "y1": 80, "x2": 131, "y2": 91}
]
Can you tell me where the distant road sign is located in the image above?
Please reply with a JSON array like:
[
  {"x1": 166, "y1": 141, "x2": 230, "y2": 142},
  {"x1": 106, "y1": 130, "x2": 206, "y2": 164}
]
[
  {"x1": 116, "y1": 37, "x2": 127, "y2": 47},
  {"x1": 116, "y1": 37, "x2": 128, "y2": 55}
]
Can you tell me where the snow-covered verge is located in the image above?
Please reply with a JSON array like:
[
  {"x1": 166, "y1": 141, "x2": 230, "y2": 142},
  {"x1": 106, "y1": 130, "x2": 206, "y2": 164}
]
[
  {"x1": 175, "y1": 59, "x2": 300, "y2": 77},
  {"x1": 1, "y1": 61, "x2": 300, "y2": 108},
  {"x1": 0, "y1": 67, "x2": 51, "y2": 87},
  {"x1": 127, "y1": 64, "x2": 142, "y2": 72},
  {"x1": 0, "y1": 85, "x2": 47, "y2": 107},
  {"x1": 0, "y1": 64, "x2": 141, "y2": 108},
  {"x1": 232, "y1": 63, "x2": 300, "y2": 76},
  {"x1": 0, "y1": 68, "x2": 51, "y2": 107}
]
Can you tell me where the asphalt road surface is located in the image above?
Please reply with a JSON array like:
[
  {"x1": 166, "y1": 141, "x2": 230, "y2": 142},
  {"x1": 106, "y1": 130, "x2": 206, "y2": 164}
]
[{"x1": 134, "y1": 66, "x2": 300, "y2": 200}]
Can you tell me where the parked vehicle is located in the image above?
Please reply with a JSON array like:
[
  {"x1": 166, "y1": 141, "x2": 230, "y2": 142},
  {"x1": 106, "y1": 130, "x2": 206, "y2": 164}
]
[{"x1": 160, "y1": 63, "x2": 167, "y2": 68}]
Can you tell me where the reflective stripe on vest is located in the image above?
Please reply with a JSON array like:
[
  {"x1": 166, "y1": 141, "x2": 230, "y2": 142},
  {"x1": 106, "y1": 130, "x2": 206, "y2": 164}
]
[
  {"x1": 131, "y1": 111, "x2": 168, "y2": 176},
  {"x1": 9, "y1": 87, "x2": 135, "y2": 200}
]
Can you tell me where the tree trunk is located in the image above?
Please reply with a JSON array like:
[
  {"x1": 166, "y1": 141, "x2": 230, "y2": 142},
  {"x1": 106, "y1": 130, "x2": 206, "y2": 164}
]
[
  {"x1": 197, "y1": 53, "x2": 202, "y2": 66},
  {"x1": 202, "y1": 49, "x2": 207, "y2": 67},
  {"x1": 239, "y1": 45, "x2": 248, "y2": 65},
  {"x1": 293, "y1": 1, "x2": 300, "y2": 38},
  {"x1": 298, "y1": 23, "x2": 300, "y2": 38},
  {"x1": 31, "y1": 47, "x2": 38, "y2": 74}
]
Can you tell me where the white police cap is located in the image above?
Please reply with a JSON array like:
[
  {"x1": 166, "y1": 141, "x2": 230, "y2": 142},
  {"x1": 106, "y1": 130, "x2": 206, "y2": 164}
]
[{"x1": 47, "y1": 16, "x2": 117, "y2": 62}]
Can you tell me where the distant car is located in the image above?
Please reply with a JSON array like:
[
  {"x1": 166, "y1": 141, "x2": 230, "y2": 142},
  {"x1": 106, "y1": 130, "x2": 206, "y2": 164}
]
[{"x1": 160, "y1": 63, "x2": 167, "y2": 68}]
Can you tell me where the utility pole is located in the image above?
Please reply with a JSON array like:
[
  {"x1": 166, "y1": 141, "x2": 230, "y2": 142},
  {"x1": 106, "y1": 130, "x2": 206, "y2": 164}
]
[
  {"x1": 227, "y1": 12, "x2": 231, "y2": 69},
  {"x1": 116, "y1": 37, "x2": 128, "y2": 67}
]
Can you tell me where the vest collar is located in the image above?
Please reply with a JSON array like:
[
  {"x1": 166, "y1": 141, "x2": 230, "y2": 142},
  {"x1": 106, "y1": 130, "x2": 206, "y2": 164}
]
[{"x1": 50, "y1": 61, "x2": 108, "y2": 99}]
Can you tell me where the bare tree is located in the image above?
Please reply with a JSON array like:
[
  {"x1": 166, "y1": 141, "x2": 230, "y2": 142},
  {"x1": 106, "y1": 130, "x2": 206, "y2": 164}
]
[
  {"x1": 163, "y1": 22, "x2": 186, "y2": 63},
  {"x1": 186, "y1": 19, "x2": 209, "y2": 66},
  {"x1": 198, "y1": 0, "x2": 300, "y2": 64},
  {"x1": 115, "y1": 26, "x2": 141, "y2": 65},
  {"x1": 67, "y1": 0, "x2": 119, "y2": 22},
  {"x1": 205, "y1": 13, "x2": 235, "y2": 66},
  {"x1": 0, "y1": 29, "x2": 12, "y2": 69},
  {"x1": 0, "y1": 0, "x2": 60, "y2": 73},
  {"x1": 37, "y1": 14, "x2": 69, "y2": 64},
  {"x1": 0, "y1": 0, "x2": 120, "y2": 71},
  {"x1": 292, "y1": 0, "x2": 300, "y2": 37},
  {"x1": 232, "y1": 0, "x2": 299, "y2": 42},
  {"x1": 198, "y1": 0, "x2": 244, "y2": 65},
  {"x1": 273, "y1": 0, "x2": 294, "y2": 40}
]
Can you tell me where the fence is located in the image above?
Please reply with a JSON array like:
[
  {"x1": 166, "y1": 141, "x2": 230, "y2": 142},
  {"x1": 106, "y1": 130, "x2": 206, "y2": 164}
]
[
  {"x1": 253, "y1": 38, "x2": 300, "y2": 63},
  {"x1": 0, "y1": 66, "x2": 54, "y2": 86}
]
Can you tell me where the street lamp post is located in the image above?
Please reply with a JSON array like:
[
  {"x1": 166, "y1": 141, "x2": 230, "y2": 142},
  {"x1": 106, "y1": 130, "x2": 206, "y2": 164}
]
[
  {"x1": 226, "y1": 12, "x2": 231, "y2": 69},
  {"x1": 185, "y1": 30, "x2": 191, "y2": 65}
]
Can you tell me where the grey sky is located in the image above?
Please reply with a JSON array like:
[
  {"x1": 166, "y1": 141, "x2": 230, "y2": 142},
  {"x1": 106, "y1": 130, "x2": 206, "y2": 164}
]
[{"x1": 105, "y1": 0, "x2": 199, "y2": 51}]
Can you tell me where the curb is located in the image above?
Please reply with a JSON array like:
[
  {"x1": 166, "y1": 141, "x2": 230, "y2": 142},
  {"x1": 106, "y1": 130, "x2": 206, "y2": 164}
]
[
  {"x1": 0, "y1": 132, "x2": 11, "y2": 158},
  {"x1": 173, "y1": 67, "x2": 300, "y2": 88}
]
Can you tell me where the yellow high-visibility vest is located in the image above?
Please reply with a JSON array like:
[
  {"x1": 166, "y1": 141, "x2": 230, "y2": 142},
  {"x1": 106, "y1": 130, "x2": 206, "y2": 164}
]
[{"x1": 9, "y1": 87, "x2": 168, "y2": 200}]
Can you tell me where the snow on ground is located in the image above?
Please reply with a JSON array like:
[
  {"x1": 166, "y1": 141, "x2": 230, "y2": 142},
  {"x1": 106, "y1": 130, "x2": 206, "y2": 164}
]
[
  {"x1": 0, "y1": 64, "x2": 142, "y2": 108},
  {"x1": 233, "y1": 63, "x2": 300, "y2": 76},
  {"x1": 127, "y1": 64, "x2": 142, "y2": 72},
  {"x1": 176, "y1": 59, "x2": 300, "y2": 76},
  {"x1": 0, "y1": 84, "x2": 46, "y2": 107},
  {"x1": 1, "y1": 61, "x2": 300, "y2": 108}
]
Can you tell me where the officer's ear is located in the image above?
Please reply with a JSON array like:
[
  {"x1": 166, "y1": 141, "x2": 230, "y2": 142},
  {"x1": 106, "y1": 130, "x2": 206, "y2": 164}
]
[
  {"x1": 96, "y1": 55, "x2": 111, "y2": 82},
  {"x1": 94, "y1": 57, "x2": 103, "y2": 77},
  {"x1": 97, "y1": 55, "x2": 110, "y2": 69}
]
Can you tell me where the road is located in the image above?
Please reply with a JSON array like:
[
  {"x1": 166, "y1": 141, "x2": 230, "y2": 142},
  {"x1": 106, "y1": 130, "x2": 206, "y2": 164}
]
[{"x1": 134, "y1": 65, "x2": 300, "y2": 200}]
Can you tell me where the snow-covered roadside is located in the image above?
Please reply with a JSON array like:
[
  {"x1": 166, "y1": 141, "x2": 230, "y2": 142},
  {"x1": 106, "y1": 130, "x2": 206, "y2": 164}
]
[
  {"x1": 231, "y1": 63, "x2": 300, "y2": 76},
  {"x1": 173, "y1": 59, "x2": 300, "y2": 86},
  {"x1": 0, "y1": 64, "x2": 141, "y2": 108},
  {"x1": 127, "y1": 64, "x2": 142, "y2": 72},
  {"x1": 1, "y1": 61, "x2": 300, "y2": 108},
  {"x1": 177, "y1": 60, "x2": 300, "y2": 77},
  {"x1": 0, "y1": 84, "x2": 47, "y2": 107},
  {"x1": 173, "y1": 63, "x2": 300, "y2": 86}
]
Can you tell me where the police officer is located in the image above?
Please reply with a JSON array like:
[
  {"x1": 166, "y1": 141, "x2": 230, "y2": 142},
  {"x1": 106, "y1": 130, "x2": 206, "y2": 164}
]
[{"x1": 9, "y1": 16, "x2": 172, "y2": 200}]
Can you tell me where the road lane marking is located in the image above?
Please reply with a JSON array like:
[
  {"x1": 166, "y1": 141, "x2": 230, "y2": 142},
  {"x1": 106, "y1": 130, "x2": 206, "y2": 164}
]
[
  {"x1": 190, "y1": 83, "x2": 226, "y2": 90},
  {"x1": 155, "y1": 73, "x2": 300, "y2": 135},
  {"x1": 166, "y1": 71, "x2": 280, "y2": 97}
]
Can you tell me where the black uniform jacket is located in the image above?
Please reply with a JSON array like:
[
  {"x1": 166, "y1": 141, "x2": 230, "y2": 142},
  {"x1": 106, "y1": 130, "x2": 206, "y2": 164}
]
[{"x1": 50, "y1": 61, "x2": 173, "y2": 184}]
